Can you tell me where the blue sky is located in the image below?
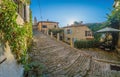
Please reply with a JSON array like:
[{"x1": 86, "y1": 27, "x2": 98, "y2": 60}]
[{"x1": 30, "y1": 0, "x2": 114, "y2": 27}]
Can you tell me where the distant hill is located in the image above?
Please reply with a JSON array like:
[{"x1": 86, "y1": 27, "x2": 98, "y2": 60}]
[{"x1": 85, "y1": 22, "x2": 109, "y2": 32}]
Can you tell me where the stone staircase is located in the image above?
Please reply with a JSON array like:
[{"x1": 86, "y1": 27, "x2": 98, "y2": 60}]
[
  {"x1": 30, "y1": 31, "x2": 120, "y2": 77},
  {"x1": 86, "y1": 60, "x2": 120, "y2": 77},
  {"x1": 60, "y1": 54, "x2": 91, "y2": 77}
]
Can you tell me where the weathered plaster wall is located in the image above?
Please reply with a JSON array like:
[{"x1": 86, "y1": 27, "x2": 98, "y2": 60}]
[
  {"x1": 0, "y1": 42, "x2": 24, "y2": 77},
  {"x1": 16, "y1": 13, "x2": 24, "y2": 25},
  {"x1": 38, "y1": 22, "x2": 59, "y2": 33}
]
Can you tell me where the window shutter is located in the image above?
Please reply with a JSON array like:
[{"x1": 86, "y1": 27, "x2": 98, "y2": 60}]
[
  {"x1": 70, "y1": 29, "x2": 72, "y2": 34},
  {"x1": 64, "y1": 30, "x2": 67, "y2": 34},
  {"x1": 85, "y1": 31, "x2": 87, "y2": 36},
  {"x1": 73, "y1": 38, "x2": 77, "y2": 42},
  {"x1": 24, "y1": 4, "x2": 26, "y2": 21}
]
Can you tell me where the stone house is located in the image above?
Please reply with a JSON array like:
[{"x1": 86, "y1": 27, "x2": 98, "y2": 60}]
[
  {"x1": 63, "y1": 24, "x2": 94, "y2": 44},
  {"x1": 38, "y1": 21, "x2": 59, "y2": 34},
  {"x1": 0, "y1": 0, "x2": 30, "y2": 77}
]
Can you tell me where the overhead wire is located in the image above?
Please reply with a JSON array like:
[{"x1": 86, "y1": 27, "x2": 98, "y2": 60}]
[{"x1": 37, "y1": 0, "x2": 43, "y2": 21}]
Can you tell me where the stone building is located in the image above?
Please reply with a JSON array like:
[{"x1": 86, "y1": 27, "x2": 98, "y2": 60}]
[
  {"x1": 38, "y1": 21, "x2": 59, "y2": 33},
  {"x1": 0, "y1": 0, "x2": 30, "y2": 77},
  {"x1": 14, "y1": 0, "x2": 30, "y2": 25},
  {"x1": 63, "y1": 24, "x2": 94, "y2": 44}
]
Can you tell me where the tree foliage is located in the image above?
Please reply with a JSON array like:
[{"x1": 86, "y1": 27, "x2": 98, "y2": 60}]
[
  {"x1": 73, "y1": 21, "x2": 83, "y2": 25},
  {"x1": 49, "y1": 29, "x2": 63, "y2": 35},
  {"x1": 85, "y1": 22, "x2": 109, "y2": 41},
  {"x1": 106, "y1": 0, "x2": 120, "y2": 45},
  {"x1": 86, "y1": 22, "x2": 109, "y2": 32}
]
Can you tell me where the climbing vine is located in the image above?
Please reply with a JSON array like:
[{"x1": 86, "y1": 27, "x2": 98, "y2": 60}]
[
  {"x1": 0, "y1": 0, "x2": 32, "y2": 64},
  {"x1": 20, "y1": 0, "x2": 31, "y2": 4}
]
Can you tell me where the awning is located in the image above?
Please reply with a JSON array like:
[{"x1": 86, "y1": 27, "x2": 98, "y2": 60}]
[{"x1": 96, "y1": 27, "x2": 120, "y2": 33}]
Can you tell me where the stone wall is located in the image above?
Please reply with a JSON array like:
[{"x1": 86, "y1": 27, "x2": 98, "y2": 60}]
[
  {"x1": 0, "y1": 42, "x2": 24, "y2": 77},
  {"x1": 38, "y1": 21, "x2": 59, "y2": 33}
]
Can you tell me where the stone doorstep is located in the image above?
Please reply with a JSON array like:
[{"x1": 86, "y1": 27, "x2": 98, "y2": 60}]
[
  {"x1": 38, "y1": 45, "x2": 59, "y2": 50},
  {"x1": 93, "y1": 57, "x2": 120, "y2": 65}
]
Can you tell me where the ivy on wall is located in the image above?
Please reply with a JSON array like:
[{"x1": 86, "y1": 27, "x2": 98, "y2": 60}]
[
  {"x1": 0, "y1": 0, "x2": 32, "y2": 64},
  {"x1": 20, "y1": 0, "x2": 31, "y2": 4}
]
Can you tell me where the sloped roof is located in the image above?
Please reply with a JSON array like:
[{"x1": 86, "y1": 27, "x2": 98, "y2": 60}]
[{"x1": 38, "y1": 21, "x2": 59, "y2": 24}]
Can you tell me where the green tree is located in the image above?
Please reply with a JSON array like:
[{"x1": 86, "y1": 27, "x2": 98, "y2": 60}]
[
  {"x1": 73, "y1": 21, "x2": 83, "y2": 25},
  {"x1": 107, "y1": 1, "x2": 120, "y2": 47}
]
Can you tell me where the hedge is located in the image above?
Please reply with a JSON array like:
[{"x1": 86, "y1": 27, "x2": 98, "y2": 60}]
[{"x1": 74, "y1": 40, "x2": 99, "y2": 49}]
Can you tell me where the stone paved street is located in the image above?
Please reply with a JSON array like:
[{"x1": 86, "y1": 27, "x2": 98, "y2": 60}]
[{"x1": 30, "y1": 31, "x2": 120, "y2": 77}]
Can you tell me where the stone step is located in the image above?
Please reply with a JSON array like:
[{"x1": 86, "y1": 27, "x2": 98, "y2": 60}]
[
  {"x1": 63, "y1": 55, "x2": 90, "y2": 77},
  {"x1": 43, "y1": 50, "x2": 81, "y2": 75},
  {"x1": 87, "y1": 60, "x2": 120, "y2": 77}
]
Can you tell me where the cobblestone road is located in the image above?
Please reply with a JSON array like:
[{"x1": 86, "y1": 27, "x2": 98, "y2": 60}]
[{"x1": 30, "y1": 31, "x2": 120, "y2": 77}]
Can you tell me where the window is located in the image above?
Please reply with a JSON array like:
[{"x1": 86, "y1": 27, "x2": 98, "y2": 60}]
[
  {"x1": 17, "y1": 3, "x2": 19, "y2": 13},
  {"x1": 67, "y1": 38, "x2": 70, "y2": 40},
  {"x1": 24, "y1": 5, "x2": 26, "y2": 21},
  {"x1": 67, "y1": 29, "x2": 70, "y2": 34},
  {"x1": 54, "y1": 25, "x2": 57, "y2": 28},
  {"x1": 42, "y1": 25, "x2": 47, "y2": 28},
  {"x1": 67, "y1": 29, "x2": 72, "y2": 34},
  {"x1": 85, "y1": 31, "x2": 92, "y2": 36},
  {"x1": 14, "y1": 0, "x2": 19, "y2": 13}
]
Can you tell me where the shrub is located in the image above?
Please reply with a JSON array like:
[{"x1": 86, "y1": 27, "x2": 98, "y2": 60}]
[
  {"x1": 74, "y1": 40, "x2": 99, "y2": 49},
  {"x1": 49, "y1": 29, "x2": 63, "y2": 35}
]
